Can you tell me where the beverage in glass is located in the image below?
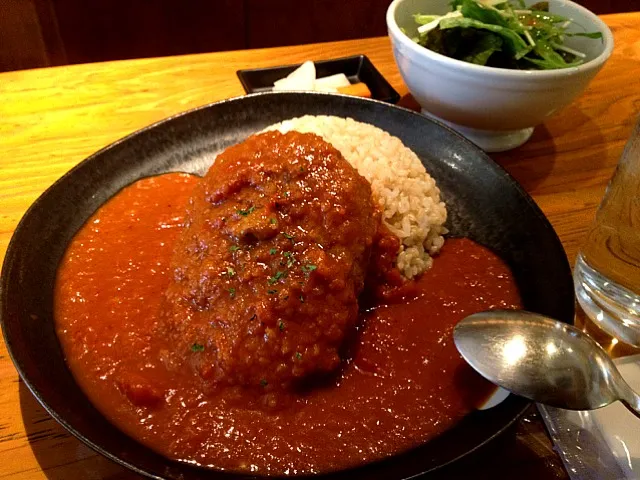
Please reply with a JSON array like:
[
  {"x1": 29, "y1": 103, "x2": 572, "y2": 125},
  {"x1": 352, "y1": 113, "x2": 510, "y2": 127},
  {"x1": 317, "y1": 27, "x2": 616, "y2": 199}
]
[{"x1": 574, "y1": 118, "x2": 640, "y2": 346}]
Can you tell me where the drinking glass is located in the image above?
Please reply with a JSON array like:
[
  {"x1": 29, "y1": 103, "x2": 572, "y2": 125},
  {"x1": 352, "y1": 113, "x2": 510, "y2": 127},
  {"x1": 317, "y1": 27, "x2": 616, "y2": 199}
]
[{"x1": 574, "y1": 117, "x2": 640, "y2": 346}]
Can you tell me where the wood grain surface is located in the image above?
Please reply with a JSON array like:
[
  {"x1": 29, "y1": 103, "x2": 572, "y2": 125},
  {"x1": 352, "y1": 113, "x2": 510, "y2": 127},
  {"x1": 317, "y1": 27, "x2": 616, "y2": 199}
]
[{"x1": 1, "y1": 12, "x2": 639, "y2": 479}]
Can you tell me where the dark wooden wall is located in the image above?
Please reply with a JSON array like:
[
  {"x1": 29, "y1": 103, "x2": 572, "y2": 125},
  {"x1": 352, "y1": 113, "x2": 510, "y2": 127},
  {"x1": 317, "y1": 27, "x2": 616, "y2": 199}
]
[
  {"x1": 0, "y1": 0, "x2": 65, "y2": 71},
  {"x1": 52, "y1": 0, "x2": 246, "y2": 64},
  {"x1": 0, "y1": 0, "x2": 636, "y2": 72},
  {"x1": 245, "y1": 0, "x2": 391, "y2": 48}
]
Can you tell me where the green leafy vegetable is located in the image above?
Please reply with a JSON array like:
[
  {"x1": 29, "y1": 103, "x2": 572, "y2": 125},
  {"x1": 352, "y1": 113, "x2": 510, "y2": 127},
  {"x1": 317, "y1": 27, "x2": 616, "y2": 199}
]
[
  {"x1": 229, "y1": 245, "x2": 240, "y2": 252},
  {"x1": 439, "y1": 16, "x2": 530, "y2": 58},
  {"x1": 409, "y1": 0, "x2": 602, "y2": 70},
  {"x1": 525, "y1": 38, "x2": 582, "y2": 68},
  {"x1": 568, "y1": 32, "x2": 603, "y2": 39},
  {"x1": 461, "y1": 32, "x2": 503, "y2": 65},
  {"x1": 191, "y1": 343, "x2": 205, "y2": 352},
  {"x1": 459, "y1": 0, "x2": 509, "y2": 28},
  {"x1": 414, "y1": 13, "x2": 440, "y2": 25}
]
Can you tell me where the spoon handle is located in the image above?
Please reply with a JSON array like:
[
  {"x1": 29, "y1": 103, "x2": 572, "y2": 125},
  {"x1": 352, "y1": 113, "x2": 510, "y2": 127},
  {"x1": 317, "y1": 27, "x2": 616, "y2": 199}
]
[{"x1": 617, "y1": 378, "x2": 640, "y2": 420}]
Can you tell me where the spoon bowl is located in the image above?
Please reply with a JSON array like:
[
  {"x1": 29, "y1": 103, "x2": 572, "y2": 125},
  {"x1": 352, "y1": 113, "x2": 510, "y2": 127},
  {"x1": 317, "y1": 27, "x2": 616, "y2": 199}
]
[{"x1": 454, "y1": 310, "x2": 640, "y2": 418}]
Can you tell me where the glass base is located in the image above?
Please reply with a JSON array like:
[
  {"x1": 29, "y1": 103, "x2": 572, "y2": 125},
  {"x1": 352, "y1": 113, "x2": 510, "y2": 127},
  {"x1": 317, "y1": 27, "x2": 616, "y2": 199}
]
[
  {"x1": 420, "y1": 109, "x2": 534, "y2": 152},
  {"x1": 574, "y1": 253, "x2": 640, "y2": 347}
]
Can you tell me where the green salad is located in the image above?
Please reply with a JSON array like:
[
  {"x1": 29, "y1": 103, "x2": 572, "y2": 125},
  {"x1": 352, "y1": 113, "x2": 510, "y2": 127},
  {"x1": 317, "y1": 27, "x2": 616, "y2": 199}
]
[{"x1": 409, "y1": 0, "x2": 602, "y2": 69}]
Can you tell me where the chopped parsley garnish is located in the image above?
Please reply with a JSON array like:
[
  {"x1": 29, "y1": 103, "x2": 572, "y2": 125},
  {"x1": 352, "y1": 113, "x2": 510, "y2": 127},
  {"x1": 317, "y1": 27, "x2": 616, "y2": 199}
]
[
  {"x1": 237, "y1": 205, "x2": 256, "y2": 216},
  {"x1": 267, "y1": 289, "x2": 278, "y2": 295},
  {"x1": 260, "y1": 379, "x2": 268, "y2": 387},
  {"x1": 270, "y1": 218, "x2": 277, "y2": 224},
  {"x1": 229, "y1": 245, "x2": 240, "y2": 252},
  {"x1": 284, "y1": 191, "x2": 290, "y2": 198},
  {"x1": 295, "y1": 352, "x2": 303, "y2": 360},
  {"x1": 268, "y1": 271, "x2": 286, "y2": 285},
  {"x1": 191, "y1": 343, "x2": 205, "y2": 352},
  {"x1": 283, "y1": 251, "x2": 295, "y2": 268},
  {"x1": 278, "y1": 321, "x2": 285, "y2": 332},
  {"x1": 269, "y1": 248, "x2": 277, "y2": 255},
  {"x1": 228, "y1": 287, "x2": 236, "y2": 298},
  {"x1": 301, "y1": 264, "x2": 317, "y2": 274},
  {"x1": 281, "y1": 232, "x2": 294, "y2": 241},
  {"x1": 299, "y1": 295, "x2": 305, "y2": 303},
  {"x1": 223, "y1": 266, "x2": 236, "y2": 277}
]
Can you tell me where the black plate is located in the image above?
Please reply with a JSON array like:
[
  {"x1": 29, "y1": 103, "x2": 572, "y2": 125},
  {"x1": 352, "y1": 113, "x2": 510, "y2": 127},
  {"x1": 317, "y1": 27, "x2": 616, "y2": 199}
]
[
  {"x1": 0, "y1": 92, "x2": 573, "y2": 479},
  {"x1": 236, "y1": 55, "x2": 401, "y2": 104}
]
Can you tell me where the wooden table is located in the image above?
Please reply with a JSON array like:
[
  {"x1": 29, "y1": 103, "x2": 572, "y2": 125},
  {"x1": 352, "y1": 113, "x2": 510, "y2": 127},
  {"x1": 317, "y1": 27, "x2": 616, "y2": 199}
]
[{"x1": 1, "y1": 12, "x2": 639, "y2": 480}]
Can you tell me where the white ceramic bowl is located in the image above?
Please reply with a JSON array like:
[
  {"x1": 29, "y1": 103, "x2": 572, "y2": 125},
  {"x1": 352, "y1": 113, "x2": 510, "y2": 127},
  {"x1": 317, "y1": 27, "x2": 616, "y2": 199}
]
[{"x1": 387, "y1": 0, "x2": 614, "y2": 151}]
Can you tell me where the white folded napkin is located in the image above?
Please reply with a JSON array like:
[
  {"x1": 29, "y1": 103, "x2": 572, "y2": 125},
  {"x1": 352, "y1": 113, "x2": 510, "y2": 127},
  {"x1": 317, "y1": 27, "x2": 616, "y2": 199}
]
[{"x1": 538, "y1": 354, "x2": 640, "y2": 479}]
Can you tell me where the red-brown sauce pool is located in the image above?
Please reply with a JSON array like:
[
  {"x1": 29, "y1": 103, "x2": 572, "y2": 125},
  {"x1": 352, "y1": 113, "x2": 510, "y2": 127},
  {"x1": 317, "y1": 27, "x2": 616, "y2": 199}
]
[{"x1": 55, "y1": 173, "x2": 521, "y2": 475}]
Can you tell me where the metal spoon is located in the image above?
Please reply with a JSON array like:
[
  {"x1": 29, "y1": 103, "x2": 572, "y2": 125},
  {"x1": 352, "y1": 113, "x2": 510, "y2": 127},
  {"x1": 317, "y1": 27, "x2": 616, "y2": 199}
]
[{"x1": 453, "y1": 310, "x2": 640, "y2": 419}]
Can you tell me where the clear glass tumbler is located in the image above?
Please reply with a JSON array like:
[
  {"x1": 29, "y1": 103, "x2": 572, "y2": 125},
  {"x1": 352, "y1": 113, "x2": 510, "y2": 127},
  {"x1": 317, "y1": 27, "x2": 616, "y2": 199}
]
[{"x1": 574, "y1": 117, "x2": 640, "y2": 346}]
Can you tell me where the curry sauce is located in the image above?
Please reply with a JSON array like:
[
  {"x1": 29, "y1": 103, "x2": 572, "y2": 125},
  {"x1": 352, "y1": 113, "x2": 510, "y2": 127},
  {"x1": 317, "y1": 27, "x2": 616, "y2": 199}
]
[{"x1": 55, "y1": 133, "x2": 521, "y2": 475}]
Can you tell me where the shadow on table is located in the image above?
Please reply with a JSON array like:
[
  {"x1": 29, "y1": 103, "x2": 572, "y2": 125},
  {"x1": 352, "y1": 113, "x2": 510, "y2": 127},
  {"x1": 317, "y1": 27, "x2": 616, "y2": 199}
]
[
  {"x1": 19, "y1": 380, "x2": 140, "y2": 480},
  {"x1": 491, "y1": 105, "x2": 607, "y2": 193},
  {"x1": 429, "y1": 405, "x2": 570, "y2": 480},
  {"x1": 395, "y1": 96, "x2": 607, "y2": 196},
  {"x1": 396, "y1": 92, "x2": 561, "y2": 192},
  {"x1": 491, "y1": 124, "x2": 558, "y2": 193},
  {"x1": 397, "y1": 93, "x2": 421, "y2": 112}
]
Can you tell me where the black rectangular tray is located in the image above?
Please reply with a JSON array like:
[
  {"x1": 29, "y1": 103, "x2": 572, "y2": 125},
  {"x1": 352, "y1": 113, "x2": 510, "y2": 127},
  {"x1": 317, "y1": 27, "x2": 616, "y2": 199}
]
[{"x1": 236, "y1": 54, "x2": 400, "y2": 104}]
